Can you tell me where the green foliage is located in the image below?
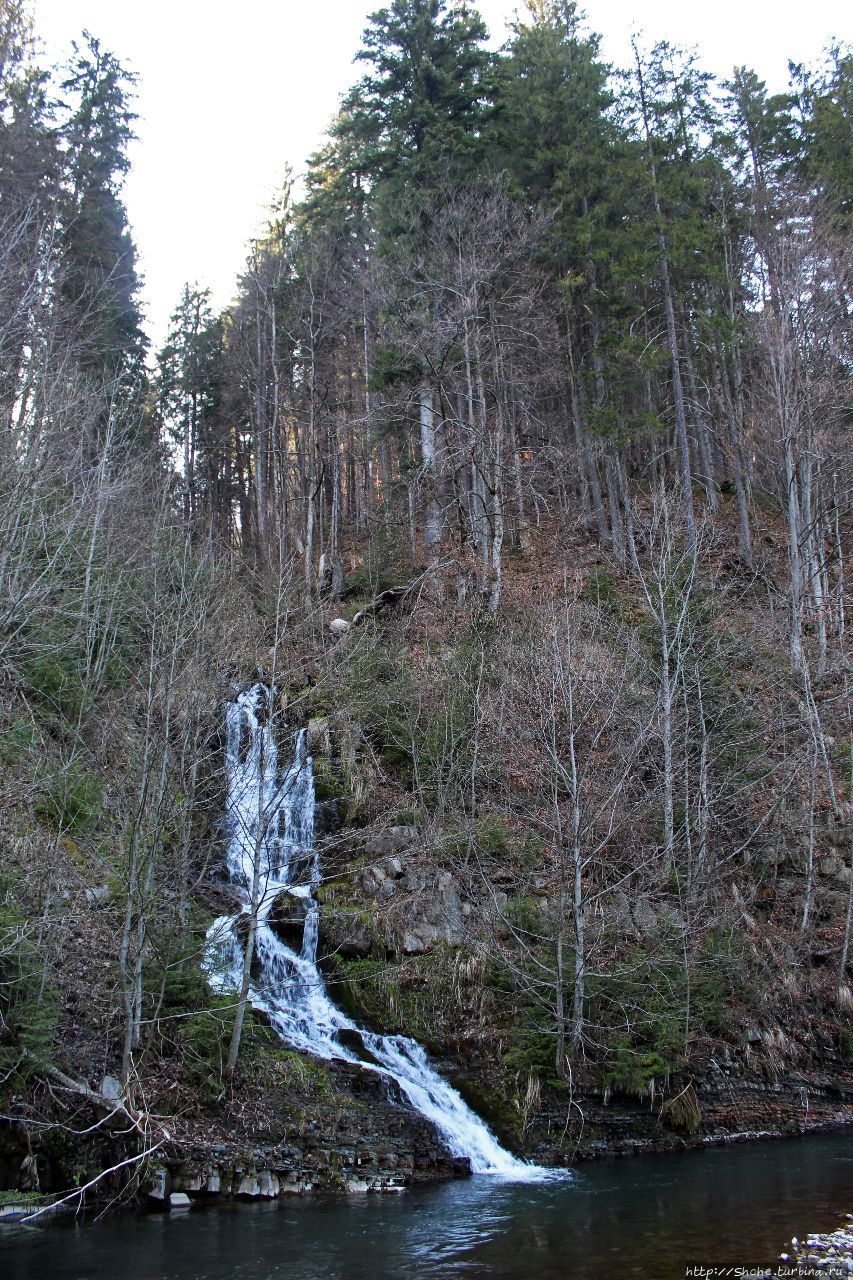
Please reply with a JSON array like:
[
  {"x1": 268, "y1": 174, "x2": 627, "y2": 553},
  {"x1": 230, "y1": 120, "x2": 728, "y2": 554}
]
[
  {"x1": 20, "y1": 646, "x2": 91, "y2": 723},
  {"x1": 582, "y1": 567, "x2": 634, "y2": 626},
  {"x1": 692, "y1": 930, "x2": 751, "y2": 1034},
  {"x1": 338, "y1": 0, "x2": 493, "y2": 202},
  {"x1": 0, "y1": 882, "x2": 57, "y2": 1071},
  {"x1": 145, "y1": 920, "x2": 234, "y2": 1103},
  {"x1": 0, "y1": 1190, "x2": 52, "y2": 1207},
  {"x1": 313, "y1": 757, "x2": 345, "y2": 802},
  {"x1": 0, "y1": 716, "x2": 39, "y2": 768},
  {"x1": 245, "y1": 1046, "x2": 334, "y2": 1098},
  {"x1": 332, "y1": 951, "x2": 459, "y2": 1048},
  {"x1": 602, "y1": 1037, "x2": 672, "y2": 1097},
  {"x1": 438, "y1": 812, "x2": 519, "y2": 866},
  {"x1": 501, "y1": 1026, "x2": 559, "y2": 1081},
  {"x1": 34, "y1": 763, "x2": 101, "y2": 834},
  {"x1": 338, "y1": 631, "x2": 416, "y2": 780},
  {"x1": 60, "y1": 32, "x2": 147, "y2": 381},
  {"x1": 590, "y1": 942, "x2": 688, "y2": 1096}
]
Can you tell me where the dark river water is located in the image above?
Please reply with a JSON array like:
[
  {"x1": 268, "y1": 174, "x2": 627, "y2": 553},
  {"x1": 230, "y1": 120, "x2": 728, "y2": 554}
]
[{"x1": 2, "y1": 1132, "x2": 852, "y2": 1280}]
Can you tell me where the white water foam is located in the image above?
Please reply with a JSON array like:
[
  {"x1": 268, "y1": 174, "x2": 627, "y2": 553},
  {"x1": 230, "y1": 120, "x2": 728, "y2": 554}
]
[{"x1": 205, "y1": 684, "x2": 556, "y2": 1180}]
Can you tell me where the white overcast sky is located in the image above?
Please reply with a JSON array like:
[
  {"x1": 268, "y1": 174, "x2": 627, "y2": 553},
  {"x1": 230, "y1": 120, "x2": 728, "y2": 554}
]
[{"x1": 33, "y1": 0, "x2": 849, "y2": 350}]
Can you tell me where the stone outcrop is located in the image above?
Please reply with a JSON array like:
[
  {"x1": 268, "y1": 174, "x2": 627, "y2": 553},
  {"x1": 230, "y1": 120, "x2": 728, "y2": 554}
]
[
  {"x1": 525, "y1": 1070, "x2": 853, "y2": 1166},
  {"x1": 143, "y1": 1061, "x2": 471, "y2": 1207}
]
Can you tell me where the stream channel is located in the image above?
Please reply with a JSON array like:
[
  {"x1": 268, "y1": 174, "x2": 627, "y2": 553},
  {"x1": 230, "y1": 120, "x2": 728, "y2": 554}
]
[
  {"x1": 4, "y1": 688, "x2": 850, "y2": 1277},
  {"x1": 1, "y1": 1131, "x2": 852, "y2": 1279}
]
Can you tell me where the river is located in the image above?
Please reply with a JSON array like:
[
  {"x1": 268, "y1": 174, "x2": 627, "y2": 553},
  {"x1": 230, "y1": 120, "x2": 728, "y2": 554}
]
[{"x1": 2, "y1": 1131, "x2": 851, "y2": 1279}]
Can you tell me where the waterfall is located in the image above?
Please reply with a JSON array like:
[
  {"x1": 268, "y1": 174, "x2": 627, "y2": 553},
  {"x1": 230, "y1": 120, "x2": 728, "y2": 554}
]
[{"x1": 206, "y1": 683, "x2": 550, "y2": 1180}]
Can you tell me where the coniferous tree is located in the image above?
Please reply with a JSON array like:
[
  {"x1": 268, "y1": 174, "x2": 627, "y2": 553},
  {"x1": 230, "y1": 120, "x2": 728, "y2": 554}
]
[{"x1": 59, "y1": 33, "x2": 146, "y2": 394}]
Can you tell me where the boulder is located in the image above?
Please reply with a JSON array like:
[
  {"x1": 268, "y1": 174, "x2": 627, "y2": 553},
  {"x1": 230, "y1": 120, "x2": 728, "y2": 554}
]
[
  {"x1": 401, "y1": 873, "x2": 466, "y2": 952},
  {"x1": 324, "y1": 911, "x2": 373, "y2": 958},
  {"x1": 268, "y1": 890, "x2": 310, "y2": 948},
  {"x1": 307, "y1": 716, "x2": 331, "y2": 755},
  {"x1": 100, "y1": 1074, "x2": 122, "y2": 1102},
  {"x1": 258, "y1": 1172, "x2": 280, "y2": 1198},
  {"x1": 365, "y1": 827, "x2": 418, "y2": 856},
  {"x1": 632, "y1": 897, "x2": 658, "y2": 938},
  {"x1": 169, "y1": 1193, "x2": 191, "y2": 1210},
  {"x1": 329, "y1": 618, "x2": 351, "y2": 639}
]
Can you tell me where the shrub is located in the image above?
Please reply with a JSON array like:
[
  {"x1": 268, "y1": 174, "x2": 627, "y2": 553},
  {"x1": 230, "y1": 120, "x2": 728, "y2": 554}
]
[
  {"x1": 35, "y1": 764, "x2": 101, "y2": 834},
  {"x1": 660, "y1": 1083, "x2": 702, "y2": 1133},
  {"x1": 0, "y1": 884, "x2": 57, "y2": 1071}
]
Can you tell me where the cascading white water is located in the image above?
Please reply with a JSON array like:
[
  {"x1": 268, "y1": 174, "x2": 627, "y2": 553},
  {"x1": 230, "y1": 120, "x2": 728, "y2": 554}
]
[{"x1": 206, "y1": 683, "x2": 551, "y2": 1180}]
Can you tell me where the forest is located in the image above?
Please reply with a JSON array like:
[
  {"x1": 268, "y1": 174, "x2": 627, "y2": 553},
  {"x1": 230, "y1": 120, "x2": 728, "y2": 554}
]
[{"x1": 0, "y1": 0, "x2": 851, "y2": 1208}]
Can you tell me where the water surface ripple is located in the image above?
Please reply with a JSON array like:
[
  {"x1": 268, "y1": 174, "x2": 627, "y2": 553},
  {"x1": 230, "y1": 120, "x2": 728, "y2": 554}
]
[{"x1": 2, "y1": 1132, "x2": 851, "y2": 1279}]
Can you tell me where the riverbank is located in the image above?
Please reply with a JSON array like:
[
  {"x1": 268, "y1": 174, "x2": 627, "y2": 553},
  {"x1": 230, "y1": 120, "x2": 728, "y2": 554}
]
[
  {"x1": 2, "y1": 1133, "x2": 851, "y2": 1280},
  {"x1": 789, "y1": 1216, "x2": 853, "y2": 1276},
  {"x1": 3, "y1": 1047, "x2": 852, "y2": 1215},
  {"x1": 525, "y1": 1070, "x2": 853, "y2": 1165}
]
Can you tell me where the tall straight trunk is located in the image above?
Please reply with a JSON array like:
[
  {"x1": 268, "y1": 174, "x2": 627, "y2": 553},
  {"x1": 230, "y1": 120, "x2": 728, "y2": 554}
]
[
  {"x1": 419, "y1": 384, "x2": 441, "y2": 555},
  {"x1": 566, "y1": 676, "x2": 585, "y2": 1049},
  {"x1": 831, "y1": 470, "x2": 846, "y2": 638},
  {"x1": 463, "y1": 317, "x2": 485, "y2": 564},
  {"x1": 362, "y1": 288, "x2": 375, "y2": 513},
  {"x1": 564, "y1": 314, "x2": 608, "y2": 543},
  {"x1": 783, "y1": 423, "x2": 805, "y2": 671},
  {"x1": 554, "y1": 893, "x2": 567, "y2": 1079},
  {"x1": 838, "y1": 723, "x2": 853, "y2": 987},
  {"x1": 304, "y1": 342, "x2": 318, "y2": 602},
  {"x1": 801, "y1": 452, "x2": 828, "y2": 680},
  {"x1": 695, "y1": 671, "x2": 710, "y2": 889},
  {"x1": 635, "y1": 49, "x2": 697, "y2": 554},
  {"x1": 800, "y1": 743, "x2": 818, "y2": 937},
  {"x1": 683, "y1": 335, "x2": 718, "y2": 512},
  {"x1": 254, "y1": 294, "x2": 267, "y2": 559},
  {"x1": 330, "y1": 420, "x2": 343, "y2": 598},
  {"x1": 474, "y1": 361, "x2": 491, "y2": 588},
  {"x1": 510, "y1": 416, "x2": 529, "y2": 551},
  {"x1": 616, "y1": 447, "x2": 640, "y2": 573},
  {"x1": 717, "y1": 344, "x2": 753, "y2": 564},
  {"x1": 605, "y1": 453, "x2": 625, "y2": 567},
  {"x1": 489, "y1": 390, "x2": 505, "y2": 615},
  {"x1": 657, "y1": 581, "x2": 675, "y2": 871}
]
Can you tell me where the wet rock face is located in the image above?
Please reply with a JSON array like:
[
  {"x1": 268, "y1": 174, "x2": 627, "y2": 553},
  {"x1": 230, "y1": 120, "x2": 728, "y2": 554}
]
[
  {"x1": 328, "y1": 917, "x2": 374, "y2": 958},
  {"x1": 314, "y1": 800, "x2": 341, "y2": 836},
  {"x1": 267, "y1": 889, "x2": 310, "y2": 948}
]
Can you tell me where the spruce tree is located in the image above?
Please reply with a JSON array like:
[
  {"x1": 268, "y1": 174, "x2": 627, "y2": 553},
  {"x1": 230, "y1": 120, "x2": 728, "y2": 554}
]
[{"x1": 59, "y1": 33, "x2": 146, "y2": 388}]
